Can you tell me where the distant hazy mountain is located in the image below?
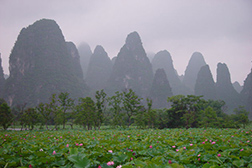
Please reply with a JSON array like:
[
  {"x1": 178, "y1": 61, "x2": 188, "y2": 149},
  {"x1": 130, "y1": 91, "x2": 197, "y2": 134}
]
[
  {"x1": 111, "y1": 56, "x2": 117, "y2": 65},
  {"x1": 0, "y1": 56, "x2": 5, "y2": 98},
  {"x1": 150, "y1": 68, "x2": 173, "y2": 108},
  {"x1": 240, "y1": 69, "x2": 252, "y2": 119},
  {"x1": 106, "y1": 31, "x2": 153, "y2": 97},
  {"x1": 183, "y1": 52, "x2": 206, "y2": 93},
  {"x1": 4, "y1": 19, "x2": 88, "y2": 106},
  {"x1": 1, "y1": 18, "x2": 249, "y2": 111},
  {"x1": 178, "y1": 74, "x2": 184, "y2": 82},
  {"x1": 216, "y1": 63, "x2": 240, "y2": 113},
  {"x1": 78, "y1": 42, "x2": 92, "y2": 78},
  {"x1": 195, "y1": 65, "x2": 216, "y2": 100},
  {"x1": 86, "y1": 45, "x2": 112, "y2": 92},
  {"x1": 66, "y1": 41, "x2": 84, "y2": 79},
  {"x1": 232, "y1": 81, "x2": 243, "y2": 93},
  {"x1": 4, "y1": 74, "x2": 9, "y2": 79},
  {"x1": 152, "y1": 50, "x2": 190, "y2": 95},
  {"x1": 147, "y1": 52, "x2": 155, "y2": 62}
]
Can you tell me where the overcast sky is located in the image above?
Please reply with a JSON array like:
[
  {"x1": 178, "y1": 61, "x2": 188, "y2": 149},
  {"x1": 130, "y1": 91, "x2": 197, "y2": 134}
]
[{"x1": 0, "y1": 0, "x2": 251, "y2": 84}]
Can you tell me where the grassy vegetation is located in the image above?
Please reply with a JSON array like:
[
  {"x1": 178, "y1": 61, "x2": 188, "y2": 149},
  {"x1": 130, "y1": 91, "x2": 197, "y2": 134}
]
[{"x1": 1, "y1": 126, "x2": 252, "y2": 168}]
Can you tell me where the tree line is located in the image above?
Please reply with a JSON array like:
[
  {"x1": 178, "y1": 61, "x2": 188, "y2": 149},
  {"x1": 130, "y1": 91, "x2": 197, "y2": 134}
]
[{"x1": 0, "y1": 89, "x2": 250, "y2": 130}]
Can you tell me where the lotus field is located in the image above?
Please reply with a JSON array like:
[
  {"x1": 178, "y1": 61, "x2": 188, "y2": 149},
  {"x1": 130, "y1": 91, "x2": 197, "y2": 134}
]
[{"x1": 1, "y1": 128, "x2": 252, "y2": 168}]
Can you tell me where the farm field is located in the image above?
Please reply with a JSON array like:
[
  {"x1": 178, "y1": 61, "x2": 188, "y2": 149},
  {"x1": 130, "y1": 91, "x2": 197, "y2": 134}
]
[{"x1": 0, "y1": 128, "x2": 252, "y2": 168}]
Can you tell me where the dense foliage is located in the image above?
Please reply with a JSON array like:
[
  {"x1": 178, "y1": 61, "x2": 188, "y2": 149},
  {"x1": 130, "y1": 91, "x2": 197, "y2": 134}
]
[
  {"x1": 0, "y1": 89, "x2": 250, "y2": 131},
  {"x1": 1, "y1": 89, "x2": 251, "y2": 167},
  {"x1": 0, "y1": 128, "x2": 252, "y2": 167},
  {"x1": 0, "y1": 99, "x2": 13, "y2": 130}
]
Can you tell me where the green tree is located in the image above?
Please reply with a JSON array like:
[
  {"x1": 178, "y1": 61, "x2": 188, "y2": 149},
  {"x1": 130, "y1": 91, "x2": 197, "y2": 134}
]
[
  {"x1": 167, "y1": 95, "x2": 206, "y2": 128},
  {"x1": 122, "y1": 89, "x2": 143, "y2": 127},
  {"x1": 108, "y1": 91, "x2": 124, "y2": 128},
  {"x1": 95, "y1": 90, "x2": 107, "y2": 129},
  {"x1": 220, "y1": 114, "x2": 238, "y2": 128},
  {"x1": 205, "y1": 99, "x2": 226, "y2": 117},
  {"x1": 156, "y1": 109, "x2": 169, "y2": 129},
  {"x1": 36, "y1": 102, "x2": 51, "y2": 130},
  {"x1": 167, "y1": 95, "x2": 187, "y2": 128},
  {"x1": 11, "y1": 103, "x2": 26, "y2": 129},
  {"x1": 47, "y1": 94, "x2": 59, "y2": 130},
  {"x1": 75, "y1": 97, "x2": 96, "y2": 130},
  {"x1": 182, "y1": 95, "x2": 206, "y2": 128},
  {"x1": 36, "y1": 103, "x2": 45, "y2": 129},
  {"x1": 204, "y1": 100, "x2": 237, "y2": 128},
  {"x1": 0, "y1": 102, "x2": 13, "y2": 130},
  {"x1": 199, "y1": 106, "x2": 219, "y2": 128},
  {"x1": 146, "y1": 98, "x2": 157, "y2": 128},
  {"x1": 21, "y1": 107, "x2": 39, "y2": 130},
  {"x1": 134, "y1": 107, "x2": 147, "y2": 128},
  {"x1": 233, "y1": 106, "x2": 249, "y2": 128},
  {"x1": 57, "y1": 92, "x2": 74, "y2": 129}
]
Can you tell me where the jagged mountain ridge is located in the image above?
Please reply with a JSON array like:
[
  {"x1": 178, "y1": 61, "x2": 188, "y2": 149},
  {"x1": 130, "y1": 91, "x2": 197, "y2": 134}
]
[
  {"x1": 86, "y1": 45, "x2": 112, "y2": 93},
  {"x1": 216, "y1": 63, "x2": 240, "y2": 113},
  {"x1": 66, "y1": 41, "x2": 84, "y2": 79},
  {"x1": 233, "y1": 81, "x2": 243, "y2": 93},
  {"x1": 240, "y1": 69, "x2": 252, "y2": 119},
  {"x1": 195, "y1": 65, "x2": 216, "y2": 100},
  {"x1": 183, "y1": 52, "x2": 207, "y2": 93},
  {"x1": 78, "y1": 42, "x2": 92, "y2": 78},
  {"x1": 150, "y1": 68, "x2": 173, "y2": 109},
  {"x1": 151, "y1": 50, "x2": 190, "y2": 95},
  {"x1": 4, "y1": 19, "x2": 88, "y2": 106},
  {"x1": 0, "y1": 55, "x2": 5, "y2": 98},
  {"x1": 0, "y1": 18, "x2": 250, "y2": 115},
  {"x1": 106, "y1": 31, "x2": 153, "y2": 97}
]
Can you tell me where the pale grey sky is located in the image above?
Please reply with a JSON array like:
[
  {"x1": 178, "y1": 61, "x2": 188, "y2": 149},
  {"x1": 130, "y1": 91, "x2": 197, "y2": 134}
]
[{"x1": 0, "y1": 0, "x2": 251, "y2": 84}]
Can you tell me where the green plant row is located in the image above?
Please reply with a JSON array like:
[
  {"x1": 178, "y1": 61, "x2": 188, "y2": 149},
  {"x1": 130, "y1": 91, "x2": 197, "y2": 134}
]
[
  {"x1": 0, "y1": 128, "x2": 252, "y2": 167},
  {"x1": 1, "y1": 90, "x2": 250, "y2": 131}
]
